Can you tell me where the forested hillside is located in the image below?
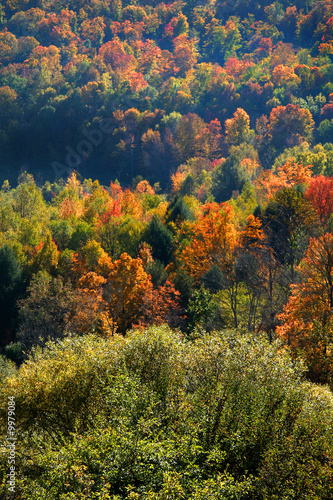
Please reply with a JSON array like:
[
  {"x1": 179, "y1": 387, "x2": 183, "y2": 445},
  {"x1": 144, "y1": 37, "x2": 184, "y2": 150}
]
[
  {"x1": 0, "y1": 0, "x2": 333, "y2": 185},
  {"x1": 1, "y1": 0, "x2": 333, "y2": 498}
]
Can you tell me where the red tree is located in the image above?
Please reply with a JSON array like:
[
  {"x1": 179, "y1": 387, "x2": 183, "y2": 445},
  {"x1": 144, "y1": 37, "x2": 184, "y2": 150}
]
[{"x1": 305, "y1": 175, "x2": 333, "y2": 225}]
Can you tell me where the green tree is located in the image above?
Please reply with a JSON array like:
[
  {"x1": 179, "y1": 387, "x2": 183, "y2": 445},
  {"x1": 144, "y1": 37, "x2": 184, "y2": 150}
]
[
  {"x1": 262, "y1": 187, "x2": 317, "y2": 281},
  {"x1": 13, "y1": 172, "x2": 47, "y2": 221},
  {"x1": 144, "y1": 215, "x2": 174, "y2": 265},
  {"x1": 68, "y1": 221, "x2": 94, "y2": 251},
  {"x1": 17, "y1": 271, "x2": 75, "y2": 350},
  {"x1": 187, "y1": 286, "x2": 220, "y2": 333},
  {"x1": 318, "y1": 119, "x2": 333, "y2": 144},
  {"x1": 0, "y1": 245, "x2": 23, "y2": 347},
  {"x1": 211, "y1": 156, "x2": 251, "y2": 202}
]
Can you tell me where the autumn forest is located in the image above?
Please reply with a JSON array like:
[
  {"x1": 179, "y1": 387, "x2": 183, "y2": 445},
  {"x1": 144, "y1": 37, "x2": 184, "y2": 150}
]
[{"x1": 1, "y1": 0, "x2": 333, "y2": 498}]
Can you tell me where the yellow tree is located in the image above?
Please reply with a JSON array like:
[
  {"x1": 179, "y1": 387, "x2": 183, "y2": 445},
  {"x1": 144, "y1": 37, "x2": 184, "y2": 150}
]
[
  {"x1": 225, "y1": 108, "x2": 253, "y2": 147},
  {"x1": 69, "y1": 239, "x2": 109, "y2": 283},
  {"x1": 180, "y1": 202, "x2": 237, "y2": 282},
  {"x1": 82, "y1": 181, "x2": 111, "y2": 225},
  {"x1": 57, "y1": 172, "x2": 84, "y2": 221}
]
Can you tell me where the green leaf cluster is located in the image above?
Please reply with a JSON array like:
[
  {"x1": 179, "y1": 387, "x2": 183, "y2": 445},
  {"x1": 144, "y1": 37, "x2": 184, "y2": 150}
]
[{"x1": 0, "y1": 326, "x2": 332, "y2": 499}]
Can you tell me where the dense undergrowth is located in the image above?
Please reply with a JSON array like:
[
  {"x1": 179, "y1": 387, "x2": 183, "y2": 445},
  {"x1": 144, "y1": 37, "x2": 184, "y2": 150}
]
[{"x1": 0, "y1": 326, "x2": 333, "y2": 499}]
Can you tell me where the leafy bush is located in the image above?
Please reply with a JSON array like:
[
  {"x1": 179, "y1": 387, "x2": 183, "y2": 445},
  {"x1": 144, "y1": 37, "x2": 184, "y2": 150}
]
[
  {"x1": 4, "y1": 341, "x2": 24, "y2": 365},
  {"x1": 0, "y1": 327, "x2": 332, "y2": 499},
  {"x1": 0, "y1": 355, "x2": 17, "y2": 381}
]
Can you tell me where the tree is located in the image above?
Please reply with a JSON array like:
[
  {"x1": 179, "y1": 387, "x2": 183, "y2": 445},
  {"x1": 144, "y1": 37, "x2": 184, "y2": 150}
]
[
  {"x1": 17, "y1": 271, "x2": 75, "y2": 350},
  {"x1": 180, "y1": 202, "x2": 237, "y2": 283},
  {"x1": 197, "y1": 118, "x2": 224, "y2": 159},
  {"x1": 0, "y1": 29, "x2": 18, "y2": 65},
  {"x1": 29, "y1": 232, "x2": 59, "y2": 276},
  {"x1": 82, "y1": 181, "x2": 111, "y2": 225},
  {"x1": 266, "y1": 104, "x2": 315, "y2": 153},
  {"x1": 233, "y1": 214, "x2": 282, "y2": 334},
  {"x1": 297, "y1": 1, "x2": 333, "y2": 46},
  {"x1": 68, "y1": 221, "x2": 94, "y2": 251},
  {"x1": 255, "y1": 159, "x2": 312, "y2": 201},
  {"x1": 277, "y1": 233, "x2": 333, "y2": 384},
  {"x1": 187, "y1": 286, "x2": 219, "y2": 333},
  {"x1": 211, "y1": 155, "x2": 251, "y2": 202},
  {"x1": 140, "y1": 129, "x2": 165, "y2": 183},
  {"x1": 70, "y1": 271, "x2": 114, "y2": 336},
  {"x1": 229, "y1": 183, "x2": 258, "y2": 225},
  {"x1": 318, "y1": 119, "x2": 333, "y2": 144},
  {"x1": 7, "y1": 8, "x2": 46, "y2": 36},
  {"x1": 143, "y1": 215, "x2": 173, "y2": 265},
  {"x1": 80, "y1": 17, "x2": 105, "y2": 47},
  {"x1": 203, "y1": 19, "x2": 226, "y2": 61},
  {"x1": 272, "y1": 65, "x2": 301, "y2": 90},
  {"x1": 173, "y1": 34, "x2": 198, "y2": 76},
  {"x1": 294, "y1": 64, "x2": 323, "y2": 97},
  {"x1": 12, "y1": 172, "x2": 47, "y2": 221},
  {"x1": 0, "y1": 245, "x2": 23, "y2": 347},
  {"x1": 279, "y1": 6, "x2": 299, "y2": 42},
  {"x1": 102, "y1": 253, "x2": 152, "y2": 333},
  {"x1": 305, "y1": 175, "x2": 333, "y2": 225},
  {"x1": 16, "y1": 35, "x2": 39, "y2": 62},
  {"x1": 270, "y1": 41, "x2": 298, "y2": 67},
  {"x1": 50, "y1": 219, "x2": 73, "y2": 250},
  {"x1": 0, "y1": 86, "x2": 20, "y2": 127},
  {"x1": 98, "y1": 38, "x2": 136, "y2": 79},
  {"x1": 262, "y1": 187, "x2": 317, "y2": 281},
  {"x1": 175, "y1": 113, "x2": 205, "y2": 161},
  {"x1": 320, "y1": 103, "x2": 333, "y2": 121},
  {"x1": 95, "y1": 197, "x2": 123, "y2": 259},
  {"x1": 165, "y1": 194, "x2": 194, "y2": 226},
  {"x1": 135, "y1": 280, "x2": 183, "y2": 329},
  {"x1": 225, "y1": 108, "x2": 253, "y2": 147},
  {"x1": 28, "y1": 44, "x2": 63, "y2": 89},
  {"x1": 69, "y1": 239, "x2": 108, "y2": 281}
]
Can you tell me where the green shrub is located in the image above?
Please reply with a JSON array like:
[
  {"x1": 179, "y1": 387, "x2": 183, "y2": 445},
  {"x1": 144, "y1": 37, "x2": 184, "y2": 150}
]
[{"x1": 0, "y1": 327, "x2": 332, "y2": 499}]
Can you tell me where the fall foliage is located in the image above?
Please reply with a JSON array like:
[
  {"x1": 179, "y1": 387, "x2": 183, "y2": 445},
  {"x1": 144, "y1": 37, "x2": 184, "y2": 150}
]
[
  {"x1": 1, "y1": 0, "x2": 333, "y2": 496},
  {"x1": 277, "y1": 233, "x2": 333, "y2": 384},
  {"x1": 180, "y1": 202, "x2": 237, "y2": 282}
]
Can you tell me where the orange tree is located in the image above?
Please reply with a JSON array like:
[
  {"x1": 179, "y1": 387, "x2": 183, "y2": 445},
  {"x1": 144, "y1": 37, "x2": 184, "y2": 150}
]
[
  {"x1": 85, "y1": 252, "x2": 182, "y2": 332},
  {"x1": 100, "y1": 252, "x2": 152, "y2": 333},
  {"x1": 255, "y1": 159, "x2": 312, "y2": 202},
  {"x1": 179, "y1": 202, "x2": 242, "y2": 327},
  {"x1": 267, "y1": 104, "x2": 315, "y2": 151},
  {"x1": 179, "y1": 202, "x2": 237, "y2": 283},
  {"x1": 277, "y1": 233, "x2": 333, "y2": 385}
]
